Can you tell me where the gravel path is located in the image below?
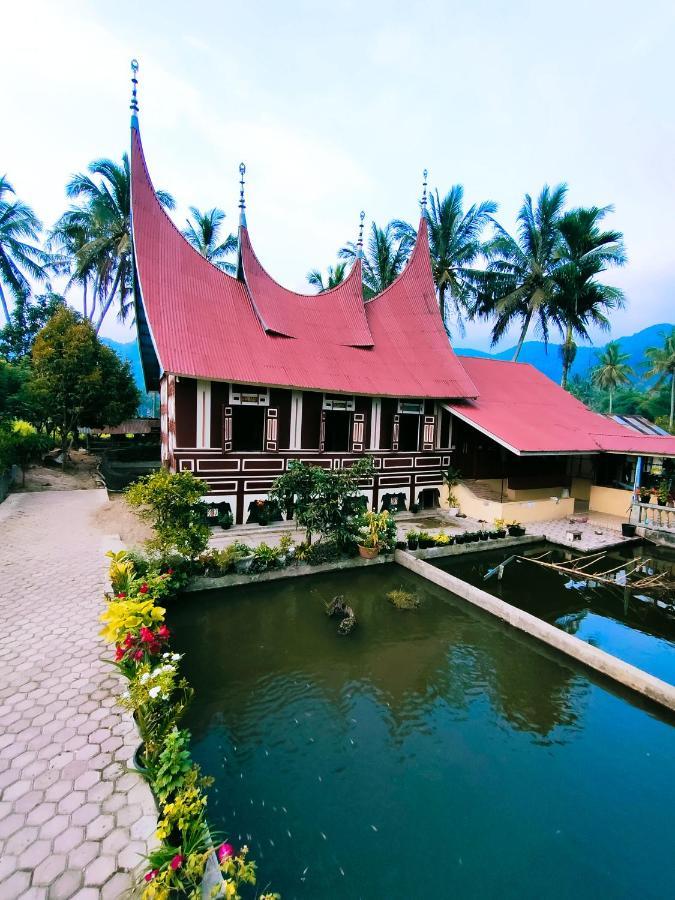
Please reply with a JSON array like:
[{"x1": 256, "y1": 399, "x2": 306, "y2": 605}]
[{"x1": 0, "y1": 490, "x2": 156, "y2": 898}]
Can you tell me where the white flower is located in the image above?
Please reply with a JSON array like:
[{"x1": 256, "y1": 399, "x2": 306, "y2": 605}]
[
  {"x1": 121, "y1": 690, "x2": 130, "y2": 700},
  {"x1": 139, "y1": 672, "x2": 150, "y2": 684},
  {"x1": 171, "y1": 653, "x2": 182, "y2": 661},
  {"x1": 148, "y1": 685, "x2": 161, "y2": 699}
]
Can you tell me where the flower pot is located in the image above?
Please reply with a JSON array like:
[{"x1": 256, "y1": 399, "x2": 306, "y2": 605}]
[
  {"x1": 407, "y1": 539, "x2": 419, "y2": 550},
  {"x1": 479, "y1": 533, "x2": 489, "y2": 541},
  {"x1": 508, "y1": 526, "x2": 525, "y2": 537},
  {"x1": 395, "y1": 541, "x2": 407, "y2": 551},
  {"x1": 234, "y1": 555, "x2": 255, "y2": 574},
  {"x1": 358, "y1": 545, "x2": 379, "y2": 559},
  {"x1": 496, "y1": 529, "x2": 506, "y2": 538},
  {"x1": 448, "y1": 507, "x2": 459, "y2": 516},
  {"x1": 621, "y1": 523, "x2": 637, "y2": 537},
  {"x1": 131, "y1": 743, "x2": 151, "y2": 778}
]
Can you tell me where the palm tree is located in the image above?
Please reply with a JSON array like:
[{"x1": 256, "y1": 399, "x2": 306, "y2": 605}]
[
  {"x1": 393, "y1": 185, "x2": 497, "y2": 336},
  {"x1": 0, "y1": 176, "x2": 49, "y2": 323},
  {"x1": 306, "y1": 262, "x2": 347, "y2": 292},
  {"x1": 554, "y1": 206, "x2": 626, "y2": 388},
  {"x1": 644, "y1": 328, "x2": 675, "y2": 430},
  {"x1": 49, "y1": 209, "x2": 97, "y2": 320},
  {"x1": 591, "y1": 341, "x2": 633, "y2": 414},
  {"x1": 476, "y1": 184, "x2": 568, "y2": 360},
  {"x1": 339, "y1": 221, "x2": 409, "y2": 299},
  {"x1": 181, "y1": 207, "x2": 237, "y2": 274},
  {"x1": 61, "y1": 156, "x2": 174, "y2": 333}
]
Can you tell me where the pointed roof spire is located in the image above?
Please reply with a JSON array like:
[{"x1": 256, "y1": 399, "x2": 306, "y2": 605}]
[
  {"x1": 130, "y1": 59, "x2": 139, "y2": 128},
  {"x1": 238, "y1": 162, "x2": 247, "y2": 227},
  {"x1": 421, "y1": 168, "x2": 428, "y2": 209},
  {"x1": 356, "y1": 210, "x2": 365, "y2": 258}
]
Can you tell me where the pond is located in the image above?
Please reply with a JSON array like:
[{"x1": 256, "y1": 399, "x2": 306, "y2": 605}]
[
  {"x1": 168, "y1": 564, "x2": 675, "y2": 899},
  {"x1": 431, "y1": 541, "x2": 675, "y2": 685}
]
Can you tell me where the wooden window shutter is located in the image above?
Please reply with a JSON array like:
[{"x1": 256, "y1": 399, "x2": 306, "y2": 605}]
[
  {"x1": 319, "y1": 410, "x2": 326, "y2": 452},
  {"x1": 265, "y1": 407, "x2": 278, "y2": 451},
  {"x1": 392, "y1": 414, "x2": 400, "y2": 451},
  {"x1": 422, "y1": 415, "x2": 435, "y2": 451},
  {"x1": 223, "y1": 406, "x2": 233, "y2": 451},
  {"x1": 351, "y1": 413, "x2": 365, "y2": 452}
]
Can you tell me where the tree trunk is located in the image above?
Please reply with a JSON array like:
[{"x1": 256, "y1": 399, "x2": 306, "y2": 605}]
[
  {"x1": 560, "y1": 323, "x2": 574, "y2": 389},
  {"x1": 609, "y1": 389, "x2": 613, "y2": 415},
  {"x1": 94, "y1": 269, "x2": 121, "y2": 334},
  {"x1": 512, "y1": 311, "x2": 532, "y2": 361},
  {"x1": 0, "y1": 283, "x2": 10, "y2": 324},
  {"x1": 439, "y1": 284, "x2": 449, "y2": 336},
  {"x1": 670, "y1": 374, "x2": 674, "y2": 431},
  {"x1": 82, "y1": 281, "x2": 88, "y2": 320}
]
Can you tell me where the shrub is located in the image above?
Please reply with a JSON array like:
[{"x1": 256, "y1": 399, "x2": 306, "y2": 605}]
[
  {"x1": 355, "y1": 510, "x2": 396, "y2": 551},
  {"x1": 250, "y1": 542, "x2": 282, "y2": 573},
  {"x1": 153, "y1": 728, "x2": 194, "y2": 805},
  {"x1": 127, "y1": 470, "x2": 210, "y2": 560}
]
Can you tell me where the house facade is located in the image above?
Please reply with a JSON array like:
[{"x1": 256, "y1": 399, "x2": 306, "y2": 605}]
[{"x1": 130, "y1": 103, "x2": 675, "y2": 527}]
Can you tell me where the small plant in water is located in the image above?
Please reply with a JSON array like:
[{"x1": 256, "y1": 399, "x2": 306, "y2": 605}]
[{"x1": 387, "y1": 588, "x2": 420, "y2": 610}]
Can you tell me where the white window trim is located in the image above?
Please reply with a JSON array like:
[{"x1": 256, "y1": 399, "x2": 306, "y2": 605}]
[
  {"x1": 229, "y1": 385, "x2": 270, "y2": 406},
  {"x1": 196, "y1": 380, "x2": 212, "y2": 448},
  {"x1": 323, "y1": 394, "x2": 355, "y2": 411}
]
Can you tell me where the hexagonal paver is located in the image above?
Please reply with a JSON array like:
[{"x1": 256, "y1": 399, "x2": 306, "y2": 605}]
[
  {"x1": 53, "y1": 825, "x2": 85, "y2": 855},
  {"x1": 68, "y1": 840, "x2": 99, "y2": 870},
  {"x1": 0, "y1": 871, "x2": 31, "y2": 897},
  {"x1": 18, "y1": 838, "x2": 52, "y2": 870},
  {"x1": 32, "y1": 853, "x2": 68, "y2": 887},
  {"x1": 86, "y1": 813, "x2": 115, "y2": 841},
  {"x1": 83, "y1": 854, "x2": 116, "y2": 887},
  {"x1": 50, "y1": 869, "x2": 84, "y2": 900}
]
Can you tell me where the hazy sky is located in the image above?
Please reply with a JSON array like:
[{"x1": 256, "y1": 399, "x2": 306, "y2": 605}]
[{"x1": 3, "y1": 0, "x2": 674, "y2": 349}]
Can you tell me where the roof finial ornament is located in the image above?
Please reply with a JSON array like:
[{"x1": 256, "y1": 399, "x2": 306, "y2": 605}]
[
  {"x1": 356, "y1": 210, "x2": 365, "y2": 258},
  {"x1": 421, "y1": 168, "x2": 428, "y2": 209},
  {"x1": 130, "y1": 59, "x2": 139, "y2": 125},
  {"x1": 238, "y1": 162, "x2": 247, "y2": 227}
]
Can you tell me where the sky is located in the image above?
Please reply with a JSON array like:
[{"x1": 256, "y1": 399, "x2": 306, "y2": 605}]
[{"x1": 3, "y1": 0, "x2": 674, "y2": 350}]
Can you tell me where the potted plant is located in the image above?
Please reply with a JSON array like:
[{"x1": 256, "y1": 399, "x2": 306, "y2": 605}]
[
  {"x1": 231, "y1": 542, "x2": 254, "y2": 573},
  {"x1": 406, "y1": 530, "x2": 419, "y2": 550},
  {"x1": 658, "y1": 479, "x2": 670, "y2": 506},
  {"x1": 494, "y1": 519, "x2": 507, "y2": 538},
  {"x1": 621, "y1": 522, "x2": 637, "y2": 537},
  {"x1": 417, "y1": 530, "x2": 434, "y2": 549},
  {"x1": 478, "y1": 530, "x2": 489, "y2": 541},
  {"x1": 218, "y1": 509, "x2": 233, "y2": 530},
  {"x1": 356, "y1": 511, "x2": 391, "y2": 559},
  {"x1": 506, "y1": 521, "x2": 525, "y2": 537},
  {"x1": 443, "y1": 465, "x2": 462, "y2": 516}
]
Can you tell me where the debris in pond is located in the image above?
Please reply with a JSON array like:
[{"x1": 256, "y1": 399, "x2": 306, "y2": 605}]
[
  {"x1": 282, "y1": 806, "x2": 287, "y2": 813},
  {"x1": 287, "y1": 829, "x2": 292, "y2": 838},
  {"x1": 325, "y1": 594, "x2": 357, "y2": 634},
  {"x1": 269, "y1": 838, "x2": 275, "y2": 846},
  {"x1": 340, "y1": 867, "x2": 345, "y2": 876},
  {"x1": 370, "y1": 824, "x2": 378, "y2": 832},
  {"x1": 387, "y1": 588, "x2": 420, "y2": 609},
  {"x1": 302, "y1": 867, "x2": 309, "y2": 876},
  {"x1": 320, "y1": 831, "x2": 327, "y2": 840}
]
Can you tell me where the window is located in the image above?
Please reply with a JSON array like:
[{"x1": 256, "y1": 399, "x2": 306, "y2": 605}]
[
  {"x1": 323, "y1": 410, "x2": 350, "y2": 452},
  {"x1": 397, "y1": 413, "x2": 420, "y2": 451},
  {"x1": 229, "y1": 384, "x2": 269, "y2": 406},
  {"x1": 231, "y1": 406, "x2": 265, "y2": 451},
  {"x1": 323, "y1": 393, "x2": 355, "y2": 411}
]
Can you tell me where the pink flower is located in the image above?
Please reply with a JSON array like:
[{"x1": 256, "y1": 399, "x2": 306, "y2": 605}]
[
  {"x1": 139, "y1": 583, "x2": 149, "y2": 594},
  {"x1": 144, "y1": 869, "x2": 159, "y2": 882},
  {"x1": 170, "y1": 854, "x2": 183, "y2": 870},
  {"x1": 157, "y1": 624, "x2": 170, "y2": 639},
  {"x1": 117, "y1": 592, "x2": 127, "y2": 598},
  {"x1": 134, "y1": 649, "x2": 144, "y2": 661},
  {"x1": 140, "y1": 626, "x2": 154, "y2": 644},
  {"x1": 167, "y1": 568, "x2": 174, "y2": 575},
  {"x1": 217, "y1": 842, "x2": 234, "y2": 862},
  {"x1": 114, "y1": 646, "x2": 124, "y2": 661}
]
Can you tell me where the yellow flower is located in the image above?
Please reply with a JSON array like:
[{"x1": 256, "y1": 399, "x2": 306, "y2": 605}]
[{"x1": 99, "y1": 597, "x2": 166, "y2": 644}]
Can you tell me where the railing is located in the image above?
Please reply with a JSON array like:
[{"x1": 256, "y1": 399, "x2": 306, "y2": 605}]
[{"x1": 631, "y1": 501, "x2": 675, "y2": 533}]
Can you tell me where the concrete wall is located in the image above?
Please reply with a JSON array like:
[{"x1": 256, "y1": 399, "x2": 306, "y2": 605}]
[
  {"x1": 394, "y1": 550, "x2": 675, "y2": 713},
  {"x1": 589, "y1": 485, "x2": 633, "y2": 518},
  {"x1": 571, "y1": 476, "x2": 592, "y2": 502},
  {"x1": 449, "y1": 482, "x2": 575, "y2": 524}
]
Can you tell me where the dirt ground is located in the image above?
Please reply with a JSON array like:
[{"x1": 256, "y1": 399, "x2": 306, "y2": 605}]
[
  {"x1": 91, "y1": 494, "x2": 154, "y2": 548},
  {"x1": 17, "y1": 449, "x2": 101, "y2": 492}
]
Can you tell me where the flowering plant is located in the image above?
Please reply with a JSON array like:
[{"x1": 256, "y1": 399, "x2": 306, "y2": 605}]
[
  {"x1": 121, "y1": 661, "x2": 193, "y2": 761},
  {"x1": 113, "y1": 627, "x2": 173, "y2": 678},
  {"x1": 100, "y1": 596, "x2": 166, "y2": 646}
]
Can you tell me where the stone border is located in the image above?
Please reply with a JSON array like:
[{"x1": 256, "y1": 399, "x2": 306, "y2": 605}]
[
  {"x1": 406, "y1": 534, "x2": 541, "y2": 561},
  {"x1": 394, "y1": 549, "x2": 675, "y2": 713}
]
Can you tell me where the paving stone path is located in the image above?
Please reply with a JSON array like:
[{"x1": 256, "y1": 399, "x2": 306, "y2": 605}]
[{"x1": 0, "y1": 490, "x2": 156, "y2": 899}]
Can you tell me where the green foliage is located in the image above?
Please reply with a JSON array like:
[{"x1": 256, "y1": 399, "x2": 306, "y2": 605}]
[
  {"x1": 340, "y1": 221, "x2": 410, "y2": 299},
  {"x1": 307, "y1": 261, "x2": 347, "y2": 292},
  {"x1": 387, "y1": 588, "x2": 420, "y2": 609},
  {"x1": 296, "y1": 539, "x2": 345, "y2": 565},
  {"x1": 30, "y1": 306, "x2": 139, "y2": 452},
  {"x1": 591, "y1": 341, "x2": 634, "y2": 413},
  {"x1": 0, "y1": 291, "x2": 64, "y2": 360},
  {"x1": 250, "y1": 542, "x2": 283, "y2": 573},
  {"x1": 0, "y1": 175, "x2": 49, "y2": 324},
  {"x1": 355, "y1": 510, "x2": 396, "y2": 551},
  {"x1": 644, "y1": 328, "x2": 675, "y2": 429},
  {"x1": 153, "y1": 728, "x2": 194, "y2": 804},
  {"x1": 181, "y1": 207, "x2": 236, "y2": 274},
  {"x1": 270, "y1": 456, "x2": 375, "y2": 546},
  {"x1": 127, "y1": 469, "x2": 210, "y2": 560}
]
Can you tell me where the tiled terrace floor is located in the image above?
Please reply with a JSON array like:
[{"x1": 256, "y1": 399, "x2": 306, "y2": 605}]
[{"x1": 0, "y1": 490, "x2": 155, "y2": 899}]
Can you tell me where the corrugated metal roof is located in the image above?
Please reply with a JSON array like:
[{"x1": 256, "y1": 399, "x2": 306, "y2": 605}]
[
  {"x1": 131, "y1": 124, "x2": 479, "y2": 400},
  {"x1": 609, "y1": 414, "x2": 671, "y2": 436},
  {"x1": 449, "y1": 357, "x2": 675, "y2": 457}
]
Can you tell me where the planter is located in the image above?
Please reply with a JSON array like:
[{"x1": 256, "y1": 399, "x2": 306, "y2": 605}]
[
  {"x1": 621, "y1": 523, "x2": 637, "y2": 537},
  {"x1": 357, "y1": 545, "x2": 379, "y2": 559},
  {"x1": 447, "y1": 507, "x2": 459, "y2": 516},
  {"x1": 496, "y1": 529, "x2": 507, "y2": 538},
  {"x1": 419, "y1": 539, "x2": 434, "y2": 549},
  {"x1": 508, "y1": 526, "x2": 525, "y2": 537},
  {"x1": 234, "y1": 554, "x2": 255, "y2": 574},
  {"x1": 131, "y1": 743, "x2": 151, "y2": 778},
  {"x1": 395, "y1": 541, "x2": 407, "y2": 551},
  {"x1": 407, "y1": 539, "x2": 419, "y2": 550},
  {"x1": 479, "y1": 533, "x2": 489, "y2": 541}
]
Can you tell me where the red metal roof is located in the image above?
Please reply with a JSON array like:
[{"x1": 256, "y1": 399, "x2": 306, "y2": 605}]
[
  {"x1": 131, "y1": 124, "x2": 478, "y2": 399},
  {"x1": 450, "y1": 357, "x2": 675, "y2": 457}
]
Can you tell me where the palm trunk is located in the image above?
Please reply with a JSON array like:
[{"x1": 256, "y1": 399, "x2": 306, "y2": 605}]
[
  {"x1": 94, "y1": 269, "x2": 122, "y2": 334},
  {"x1": 0, "y1": 283, "x2": 10, "y2": 324},
  {"x1": 561, "y1": 323, "x2": 573, "y2": 389},
  {"x1": 82, "y1": 281, "x2": 88, "y2": 320},
  {"x1": 439, "y1": 283, "x2": 449, "y2": 336},
  {"x1": 670, "y1": 374, "x2": 674, "y2": 431},
  {"x1": 609, "y1": 388, "x2": 613, "y2": 415},
  {"x1": 512, "y1": 311, "x2": 532, "y2": 361}
]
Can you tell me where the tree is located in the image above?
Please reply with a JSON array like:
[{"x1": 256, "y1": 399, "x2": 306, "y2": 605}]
[
  {"x1": 56, "y1": 156, "x2": 174, "y2": 333},
  {"x1": 30, "y1": 307, "x2": 140, "y2": 456},
  {"x1": 393, "y1": 186, "x2": 497, "y2": 336},
  {"x1": 554, "y1": 207, "x2": 626, "y2": 388},
  {"x1": 306, "y1": 262, "x2": 347, "y2": 292},
  {"x1": 476, "y1": 184, "x2": 568, "y2": 360},
  {"x1": 0, "y1": 175, "x2": 49, "y2": 324},
  {"x1": 0, "y1": 291, "x2": 64, "y2": 360},
  {"x1": 340, "y1": 222, "x2": 409, "y2": 299},
  {"x1": 181, "y1": 207, "x2": 237, "y2": 274},
  {"x1": 644, "y1": 328, "x2": 675, "y2": 430},
  {"x1": 0, "y1": 358, "x2": 30, "y2": 422},
  {"x1": 590, "y1": 341, "x2": 634, "y2": 414}
]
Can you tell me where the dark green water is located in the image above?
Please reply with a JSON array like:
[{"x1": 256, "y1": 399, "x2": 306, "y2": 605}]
[
  {"x1": 168, "y1": 565, "x2": 675, "y2": 900},
  {"x1": 432, "y1": 542, "x2": 675, "y2": 685}
]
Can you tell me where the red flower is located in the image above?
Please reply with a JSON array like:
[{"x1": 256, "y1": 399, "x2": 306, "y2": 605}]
[
  {"x1": 167, "y1": 568, "x2": 174, "y2": 575},
  {"x1": 115, "y1": 646, "x2": 125, "y2": 661},
  {"x1": 157, "y1": 625, "x2": 170, "y2": 639},
  {"x1": 123, "y1": 633, "x2": 134, "y2": 648},
  {"x1": 116, "y1": 592, "x2": 127, "y2": 598},
  {"x1": 140, "y1": 626, "x2": 154, "y2": 644},
  {"x1": 216, "y1": 842, "x2": 234, "y2": 862},
  {"x1": 170, "y1": 854, "x2": 183, "y2": 870},
  {"x1": 149, "y1": 642, "x2": 161, "y2": 655},
  {"x1": 139, "y1": 583, "x2": 149, "y2": 594},
  {"x1": 134, "y1": 649, "x2": 144, "y2": 661},
  {"x1": 144, "y1": 869, "x2": 159, "y2": 882}
]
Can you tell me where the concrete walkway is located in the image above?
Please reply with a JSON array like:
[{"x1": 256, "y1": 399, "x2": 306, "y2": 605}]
[{"x1": 0, "y1": 490, "x2": 155, "y2": 899}]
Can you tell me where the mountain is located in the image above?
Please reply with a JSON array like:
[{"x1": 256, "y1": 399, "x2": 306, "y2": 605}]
[
  {"x1": 101, "y1": 338, "x2": 157, "y2": 416},
  {"x1": 456, "y1": 324, "x2": 674, "y2": 385}
]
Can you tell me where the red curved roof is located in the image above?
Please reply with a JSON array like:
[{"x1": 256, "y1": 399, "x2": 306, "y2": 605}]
[
  {"x1": 131, "y1": 123, "x2": 478, "y2": 399},
  {"x1": 239, "y1": 228, "x2": 373, "y2": 347}
]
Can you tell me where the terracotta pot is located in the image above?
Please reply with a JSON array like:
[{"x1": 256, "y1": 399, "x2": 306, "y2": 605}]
[{"x1": 357, "y1": 545, "x2": 379, "y2": 559}]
